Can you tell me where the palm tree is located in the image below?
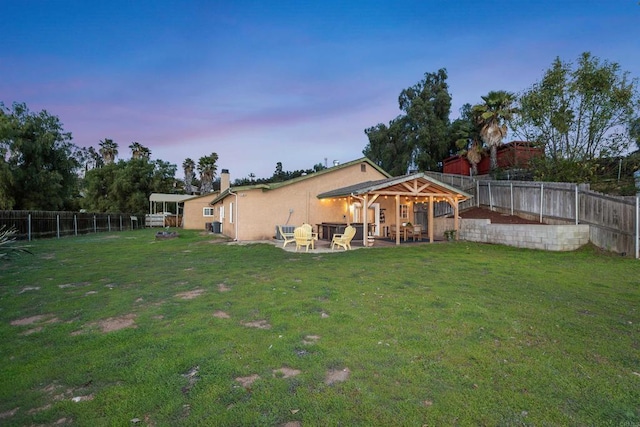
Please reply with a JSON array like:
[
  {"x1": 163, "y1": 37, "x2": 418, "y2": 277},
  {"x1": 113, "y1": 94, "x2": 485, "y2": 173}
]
[
  {"x1": 99, "y1": 138, "x2": 118, "y2": 164},
  {"x1": 472, "y1": 91, "x2": 516, "y2": 171},
  {"x1": 182, "y1": 158, "x2": 196, "y2": 194},
  {"x1": 451, "y1": 103, "x2": 484, "y2": 176},
  {"x1": 197, "y1": 152, "x2": 219, "y2": 193},
  {"x1": 139, "y1": 145, "x2": 151, "y2": 160},
  {"x1": 129, "y1": 142, "x2": 150, "y2": 160}
]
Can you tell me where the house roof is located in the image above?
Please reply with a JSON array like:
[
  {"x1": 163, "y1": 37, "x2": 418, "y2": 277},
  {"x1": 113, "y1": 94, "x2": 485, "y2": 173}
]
[
  {"x1": 149, "y1": 193, "x2": 199, "y2": 203},
  {"x1": 317, "y1": 172, "x2": 472, "y2": 200},
  {"x1": 210, "y1": 157, "x2": 390, "y2": 205}
]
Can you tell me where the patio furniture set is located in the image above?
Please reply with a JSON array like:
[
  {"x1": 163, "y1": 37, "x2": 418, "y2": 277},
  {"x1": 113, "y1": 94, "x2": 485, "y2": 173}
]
[{"x1": 277, "y1": 224, "x2": 357, "y2": 252}]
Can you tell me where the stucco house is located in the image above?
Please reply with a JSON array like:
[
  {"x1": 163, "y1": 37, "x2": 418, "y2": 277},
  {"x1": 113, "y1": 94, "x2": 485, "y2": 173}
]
[
  {"x1": 209, "y1": 158, "x2": 390, "y2": 241},
  {"x1": 182, "y1": 192, "x2": 220, "y2": 230},
  {"x1": 206, "y1": 157, "x2": 470, "y2": 246}
]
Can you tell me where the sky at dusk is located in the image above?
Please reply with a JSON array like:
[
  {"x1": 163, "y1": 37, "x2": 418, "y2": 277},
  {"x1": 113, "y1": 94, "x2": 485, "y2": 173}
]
[{"x1": 2, "y1": 0, "x2": 639, "y2": 180}]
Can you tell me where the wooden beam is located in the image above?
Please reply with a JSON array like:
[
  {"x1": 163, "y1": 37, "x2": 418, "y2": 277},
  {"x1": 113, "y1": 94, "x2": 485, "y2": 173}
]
[
  {"x1": 428, "y1": 195, "x2": 434, "y2": 243},
  {"x1": 453, "y1": 200, "x2": 459, "y2": 240},
  {"x1": 395, "y1": 195, "x2": 400, "y2": 245},
  {"x1": 363, "y1": 194, "x2": 369, "y2": 247}
]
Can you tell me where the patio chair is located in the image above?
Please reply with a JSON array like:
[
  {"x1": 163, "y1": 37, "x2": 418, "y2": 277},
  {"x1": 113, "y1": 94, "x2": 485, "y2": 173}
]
[
  {"x1": 301, "y1": 223, "x2": 318, "y2": 249},
  {"x1": 389, "y1": 224, "x2": 397, "y2": 240},
  {"x1": 294, "y1": 226, "x2": 315, "y2": 252},
  {"x1": 410, "y1": 224, "x2": 422, "y2": 241},
  {"x1": 277, "y1": 225, "x2": 296, "y2": 249},
  {"x1": 331, "y1": 225, "x2": 356, "y2": 250}
]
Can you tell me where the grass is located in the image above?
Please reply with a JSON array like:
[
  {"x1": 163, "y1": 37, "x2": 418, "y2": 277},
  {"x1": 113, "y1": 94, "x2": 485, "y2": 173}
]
[{"x1": 0, "y1": 229, "x2": 638, "y2": 426}]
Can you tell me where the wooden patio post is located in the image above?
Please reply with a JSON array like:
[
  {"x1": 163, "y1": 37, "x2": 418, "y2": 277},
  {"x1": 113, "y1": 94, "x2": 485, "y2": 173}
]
[
  {"x1": 428, "y1": 196, "x2": 434, "y2": 243},
  {"x1": 363, "y1": 194, "x2": 369, "y2": 247},
  {"x1": 395, "y1": 195, "x2": 401, "y2": 245},
  {"x1": 453, "y1": 200, "x2": 459, "y2": 240}
]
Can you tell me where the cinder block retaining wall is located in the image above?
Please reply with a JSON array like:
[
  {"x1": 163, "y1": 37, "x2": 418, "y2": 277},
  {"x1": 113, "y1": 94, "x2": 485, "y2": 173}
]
[{"x1": 434, "y1": 218, "x2": 590, "y2": 251}]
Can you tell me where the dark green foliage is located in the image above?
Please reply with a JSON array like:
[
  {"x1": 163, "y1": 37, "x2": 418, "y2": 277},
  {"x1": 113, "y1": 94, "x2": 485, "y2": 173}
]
[
  {"x1": 364, "y1": 69, "x2": 452, "y2": 174},
  {"x1": 82, "y1": 159, "x2": 176, "y2": 215},
  {"x1": 514, "y1": 52, "x2": 640, "y2": 182},
  {"x1": 0, "y1": 102, "x2": 81, "y2": 210}
]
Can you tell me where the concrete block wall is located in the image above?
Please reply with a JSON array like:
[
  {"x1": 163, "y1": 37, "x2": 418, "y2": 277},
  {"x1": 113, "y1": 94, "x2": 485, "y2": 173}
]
[{"x1": 458, "y1": 219, "x2": 590, "y2": 251}]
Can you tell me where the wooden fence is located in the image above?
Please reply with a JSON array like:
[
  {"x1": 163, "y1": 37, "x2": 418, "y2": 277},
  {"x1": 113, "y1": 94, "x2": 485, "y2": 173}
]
[
  {"x1": 426, "y1": 172, "x2": 639, "y2": 257},
  {"x1": 0, "y1": 211, "x2": 142, "y2": 240}
]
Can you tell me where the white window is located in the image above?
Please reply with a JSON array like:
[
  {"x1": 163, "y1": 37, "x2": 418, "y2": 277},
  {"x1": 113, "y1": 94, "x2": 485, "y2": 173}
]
[
  {"x1": 203, "y1": 207, "x2": 214, "y2": 217},
  {"x1": 229, "y1": 202, "x2": 234, "y2": 224},
  {"x1": 220, "y1": 206, "x2": 225, "y2": 220},
  {"x1": 400, "y1": 204, "x2": 409, "y2": 220}
]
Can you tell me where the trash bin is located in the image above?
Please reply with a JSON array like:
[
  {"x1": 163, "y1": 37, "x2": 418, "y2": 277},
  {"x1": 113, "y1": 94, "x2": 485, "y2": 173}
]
[
  {"x1": 205, "y1": 222, "x2": 212, "y2": 231},
  {"x1": 212, "y1": 221, "x2": 222, "y2": 233}
]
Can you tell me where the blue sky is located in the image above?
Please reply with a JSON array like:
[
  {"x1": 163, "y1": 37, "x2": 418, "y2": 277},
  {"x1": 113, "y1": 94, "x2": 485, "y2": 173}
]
[{"x1": 2, "y1": 0, "x2": 639, "y2": 180}]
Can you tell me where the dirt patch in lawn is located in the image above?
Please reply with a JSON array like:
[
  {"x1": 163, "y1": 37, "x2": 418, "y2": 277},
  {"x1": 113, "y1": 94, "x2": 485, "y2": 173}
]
[
  {"x1": 302, "y1": 335, "x2": 320, "y2": 345},
  {"x1": 11, "y1": 314, "x2": 48, "y2": 326},
  {"x1": 273, "y1": 367, "x2": 301, "y2": 378},
  {"x1": 235, "y1": 374, "x2": 260, "y2": 388},
  {"x1": 175, "y1": 289, "x2": 205, "y2": 299},
  {"x1": 241, "y1": 319, "x2": 271, "y2": 329},
  {"x1": 325, "y1": 368, "x2": 350, "y2": 385},
  {"x1": 213, "y1": 310, "x2": 231, "y2": 319},
  {"x1": 97, "y1": 313, "x2": 137, "y2": 333},
  {"x1": 217, "y1": 283, "x2": 231, "y2": 292}
]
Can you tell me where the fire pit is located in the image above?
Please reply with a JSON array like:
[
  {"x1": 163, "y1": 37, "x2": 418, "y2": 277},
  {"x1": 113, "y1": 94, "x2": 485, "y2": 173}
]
[{"x1": 155, "y1": 231, "x2": 179, "y2": 240}]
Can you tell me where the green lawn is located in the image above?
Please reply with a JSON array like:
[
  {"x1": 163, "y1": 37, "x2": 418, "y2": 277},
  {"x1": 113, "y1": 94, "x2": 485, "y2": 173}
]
[{"x1": 1, "y1": 229, "x2": 638, "y2": 426}]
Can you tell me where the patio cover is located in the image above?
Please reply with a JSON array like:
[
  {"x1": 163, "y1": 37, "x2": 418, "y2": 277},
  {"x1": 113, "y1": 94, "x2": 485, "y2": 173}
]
[
  {"x1": 148, "y1": 193, "x2": 195, "y2": 215},
  {"x1": 317, "y1": 172, "x2": 471, "y2": 246}
]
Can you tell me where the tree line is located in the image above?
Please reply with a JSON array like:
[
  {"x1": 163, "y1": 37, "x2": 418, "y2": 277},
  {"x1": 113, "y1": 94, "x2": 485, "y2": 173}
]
[
  {"x1": 0, "y1": 103, "x2": 328, "y2": 214},
  {"x1": 0, "y1": 104, "x2": 219, "y2": 215}
]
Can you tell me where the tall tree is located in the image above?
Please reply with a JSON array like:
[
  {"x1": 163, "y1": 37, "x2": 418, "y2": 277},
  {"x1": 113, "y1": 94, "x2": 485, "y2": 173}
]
[
  {"x1": 513, "y1": 52, "x2": 639, "y2": 178},
  {"x1": 0, "y1": 102, "x2": 80, "y2": 210},
  {"x1": 182, "y1": 158, "x2": 196, "y2": 194},
  {"x1": 99, "y1": 138, "x2": 118, "y2": 164},
  {"x1": 399, "y1": 68, "x2": 452, "y2": 171},
  {"x1": 630, "y1": 117, "x2": 640, "y2": 151},
  {"x1": 363, "y1": 69, "x2": 452, "y2": 174},
  {"x1": 472, "y1": 90, "x2": 516, "y2": 171},
  {"x1": 272, "y1": 162, "x2": 286, "y2": 182},
  {"x1": 363, "y1": 117, "x2": 413, "y2": 176},
  {"x1": 0, "y1": 109, "x2": 14, "y2": 209},
  {"x1": 129, "y1": 141, "x2": 150, "y2": 160},
  {"x1": 197, "y1": 152, "x2": 219, "y2": 193},
  {"x1": 77, "y1": 146, "x2": 103, "y2": 173}
]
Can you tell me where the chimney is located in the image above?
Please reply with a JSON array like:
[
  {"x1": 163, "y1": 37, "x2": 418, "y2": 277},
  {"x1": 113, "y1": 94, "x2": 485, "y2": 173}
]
[{"x1": 221, "y1": 169, "x2": 230, "y2": 192}]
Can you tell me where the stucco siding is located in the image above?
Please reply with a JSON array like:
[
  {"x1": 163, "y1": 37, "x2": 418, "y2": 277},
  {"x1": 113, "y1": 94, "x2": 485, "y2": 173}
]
[{"x1": 182, "y1": 194, "x2": 218, "y2": 230}]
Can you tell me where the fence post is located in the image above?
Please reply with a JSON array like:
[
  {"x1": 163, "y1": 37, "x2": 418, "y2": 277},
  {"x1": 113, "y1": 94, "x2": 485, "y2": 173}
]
[
  {"x1": 635, "y1": 196, "x2": 640, "y2": 259},
  {"x1": 575, "y1": 185, "x2": 579, "y2": 225},
  {"x1": 120, "y1": 215, "x2": 123, "y2": 231},
  {"x1": 476, "y1": 181, "x2": 480, "y2": 207},
  {"x1": 57, "y1": 214, "x2": 60, "y2": 239},
  {"x1": 28, "y1": 213, "x2": 31, "y2": 241},
  {"x1": 93, "y1": 215, "x2": 97, "y2": 233},
  {"x1": 108, "y1": 215, "x2": 111, "y2": 232},
  {"x1": 540, "y1": 183, "x2": 544, "y2": 223},
  {"x1": 510, "y1": 183, "x2": 514, "y2": 216},
  {"x1": 488, "y1": 182, "x2": 493, "y2": 210},
  {"x1": 74, "y1": 214, "x2": 78, "y2": 236}
]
